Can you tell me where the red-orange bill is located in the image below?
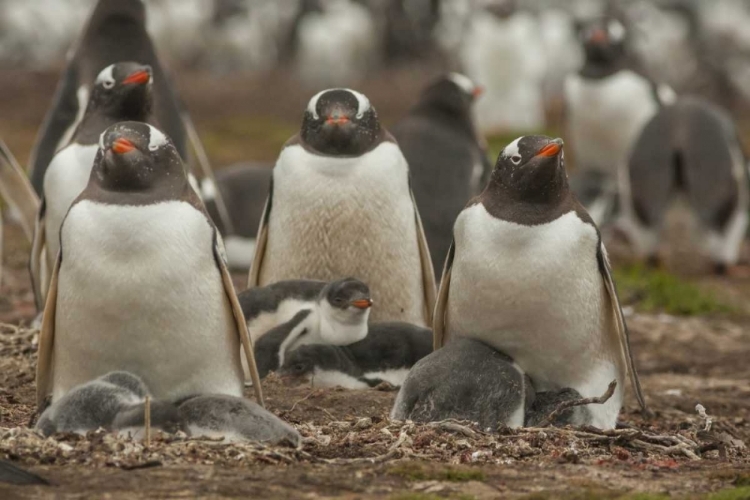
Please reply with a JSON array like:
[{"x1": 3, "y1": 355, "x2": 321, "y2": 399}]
[
  {"x1": 112, "y1": 138, "x2": 135, "y2": 154},
  {"x1": 536, "y1": 143, "x2": 561, "y2": 158},
  {"x1": 351, "y1": 299, "x2": 373, "y2": 309},
  {"x1": 122, "y1": 70, "x2": 150, "y2": 85}
]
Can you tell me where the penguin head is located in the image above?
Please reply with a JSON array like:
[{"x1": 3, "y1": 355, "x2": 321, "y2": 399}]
[
  {"x1": 579, "y1": 17, "x2": 628, "y2": 65},
  {"x1": 301, "y1": 88, "x2": 381, "y2": 156},
  {"x1": 89, "y1": 62, "x2": 153, "y2": 119},
  {"x1": 277, "y1": 348, "x2": 317, "y2": 382},
  {"x1": 320, "y1": 277, "x2": 372, "y2": 323},
  {"x1": 416, "y1": 73, "x2": 483, "y2": 115},
  {"x1": 491, "y1": 135, "x2": 567, "y2": 203},
  {"x1": 95, "y1": 122, "x2": 184, "y2": 193},
  {"x1": 484, "y1": 0, "x2": 517, "y2": 19}
]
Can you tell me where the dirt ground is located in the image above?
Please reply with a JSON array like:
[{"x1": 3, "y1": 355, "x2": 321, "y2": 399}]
[{"x1": 1, "y1": 69, "x2": 750, "y2": 499}]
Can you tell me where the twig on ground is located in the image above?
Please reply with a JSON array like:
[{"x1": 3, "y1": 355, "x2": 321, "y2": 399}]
[
  {"x1": 144, "y1": 396, "x2": 151, "y2": 448},
  {"x1": 536, "y1": 380, "x2": 617, "y2": 428}
]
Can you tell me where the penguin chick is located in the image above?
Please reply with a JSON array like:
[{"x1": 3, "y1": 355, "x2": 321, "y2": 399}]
[
  {"x1": 525, "y1": 388, "x2": 592, "y2": 427},
  {"x1": 112, "y1": 400, "x2": 183, "y2": 439}
]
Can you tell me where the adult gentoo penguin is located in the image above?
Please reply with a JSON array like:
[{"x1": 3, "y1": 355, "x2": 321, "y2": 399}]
[
  {"x1": 619, "y1": 96, "x2": 749, "y2": 273},
  {"x1": 392, "y1": 73, "x2": 491, "y2": 277},
  {"x1": 35, "y1": 122, "x2": 263, "y2": 408},
  {"x1": 433, "y1": 135, "x2": 647, "y2": 429},
  {"x1": 30, "y1": 62, "x2": 154, "y2": 310},
  {"x1": 249, "y1": 88, "x2": 436, "y2": 326},
  {"x1": 564, "y1": 16, "x2": 673, "y2": 226},
  {"x1": 27, "y1": 0, "x2": 187, "y2": 195}
]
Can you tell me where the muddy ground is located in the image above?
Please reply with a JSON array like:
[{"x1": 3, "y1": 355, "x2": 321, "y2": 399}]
[{"x1": 0, "y1": 69, "x2": 750, "y2": 499}]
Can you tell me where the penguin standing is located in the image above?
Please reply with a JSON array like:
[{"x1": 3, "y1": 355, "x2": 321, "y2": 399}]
[
  {"x1": 392, "y1": 73, "x2": 490, "y2": 277},
  {"x1": 249, "y1": 88, "x2": 436, "y2": 327},
  {"x1": 27, "y1": 0, "x2": 188, "y2": 196},
  {"x1": 433, "y1": 135, "x2": 647, "y2": 429},
  {"x1": 35, "y1": 122, "x2": 263, "y2": 408},
  {"x1": 564, "y1": 16, "x2": 673, "y2": 226},
  {"x1": 29, "y1": 62, "x2": 155, "y2": 310},
  {"x1": 619, "y1": 96, "x2": 749, "y2": 273}
]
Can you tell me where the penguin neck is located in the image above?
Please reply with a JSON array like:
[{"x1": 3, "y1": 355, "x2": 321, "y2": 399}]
[
  {"x1": 481, "y1": 173, "x2": 571, "y2": 225},
  {"x1": 579, "y1": 55, "x2": 633, "y2": 80},
  {"x1": 413, "y1": 102, "x2": 477, "y2": 141},
  {"x1": 317, "y1": 299, "x2": 369, "y2": 345}
]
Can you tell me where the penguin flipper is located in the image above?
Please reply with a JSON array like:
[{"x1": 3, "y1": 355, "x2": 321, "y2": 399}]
[
  {"x1": 0, "y1": 140, "x2": 39, "y2": 240},
  {"x1": 598, "y1": 243, "x2": 649, "y2": 415},
  {"x1": 0, "y1": 459, "x2": 49, "y2": 486},
  {"x1": 433, "y1": 241, "x2": 455, "y2": 350},
  {"x1": 411, "y1": 190, "x2": 437, "y2": 327},
  {"x1": 248, "y1": 177, "x2": 273, "y2": 288},
  {"x1": 36, "y1": 255, "x2": 61, "y2": 408},
  {"x1": 214, "y1": 236, "x2": 265, "y2": 407},
  {"x1": 29, "y1": 201, "x2": 47, "y2": 312},
  {"x1": 28, "y1": 64, "x2": 80, "y2": 194}
]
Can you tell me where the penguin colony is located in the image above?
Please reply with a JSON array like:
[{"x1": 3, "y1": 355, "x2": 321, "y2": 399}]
[{"x1": 1, "y1": 0, "x2": 748, "y2": 449}]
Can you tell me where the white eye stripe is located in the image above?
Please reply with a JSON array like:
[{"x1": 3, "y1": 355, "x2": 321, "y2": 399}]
[
  {"x1": 147, "y1": 125, "x2": 168, "y2": 151},
  {"x1": 306, "y1": 88, "x2": 371, "y2": 119},
  {"x1": 95, "y1": 64, "x2": 116, "y2": 88},
  {"x1": 608, "y1": 20, "x2": 625, "y2": 42},
  {"x1": 502, "y1": 137, "x2": 523, "y2": 159},
  {"x1": 448, "y1": 72, "x2": 476, "y2": 95}
]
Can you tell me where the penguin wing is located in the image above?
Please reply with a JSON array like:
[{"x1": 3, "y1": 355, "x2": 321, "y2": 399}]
[
  {"x1": 29, "y1": 201, "x2": 47, "y2": 312},
  {"x1": 213, "y1": 234, "x2": 265, "y2": 408},
  {"x1": 0, "y1": 459, "x2": 49, "y2": 486},
  {"x1": 432, "y1": 241, "x2": 455, "y2": 350},
  {"x1": 598, "y1": 243, "x2": 649, "y2": 414},
  {"x1": 36, "y1": 254, "x2": 61, "y2": 407},
  {"x1": 0, "y1": 140, "x2": 39, "y2": 240},
  {"x1": 28, "y1": 64, "x2": 80, "y2": 194},
  {"x1": 248, "y1": 176, "x2": 273, "y2": 288},
  {"x1": 411, "y1": 189, "x2": 437, "y2": 327}
]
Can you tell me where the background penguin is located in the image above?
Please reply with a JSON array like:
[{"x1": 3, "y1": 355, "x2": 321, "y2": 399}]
[
  {"x1": 249, "y1": 88, "x2": 436, "y2": 327},
  {"x1": 36, "y1": 371, "x2": 149, "y2": 436},
  {"x1": 29, "y1": 62, "x2": 155, "y2": 311},
  {"x1": 433, "y1": 135, "x2": 647, "y2": 430},
  {"x1": 391, "y1": 338, "x2": 530, "y2": 430},
  {"x1": 35, "y1": 122, "x2": 263, "y2": 409},
  {"x1": 275, "y1": 321, "x2": 432, "y2": 389},
  {"x1": 0, "y1": 460, "x2": 49, "y2": 486},
  {"x1": 392, "y1": 73, "x2": 490, "y2": 277},
  {"x1": 200, "y1": 161, "x2": 272, "y2": 270},
  {"x1": 564, "y1": 15, "x2": 673, "y2": 226},
  {"x1": 619, "y1": 96, "x2": 749, "y2": 273},
  {"x1": 27, "y1": 0, "x2": 187, "y2": 195}
]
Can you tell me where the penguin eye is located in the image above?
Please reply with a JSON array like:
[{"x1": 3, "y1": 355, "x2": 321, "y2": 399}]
[
  {"x1": 102, "y1": 80, "x2": 115, "y2": 90},
  {"x1": 148, "y1": 143, "x2": 158, "y2": 152},
  {"x1": 510, "y1": 155, "x2": 522, "y2": 165},
  {"x1": 356, "y1": 110, "x2": 364, "y2": 120}
]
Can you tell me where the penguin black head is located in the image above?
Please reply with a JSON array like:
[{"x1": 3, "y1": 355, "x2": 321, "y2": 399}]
[
  {"x1": 320, "y1": 277, "x2": 372, "y2": 314},
  {"x1": 300, "y1": 88, "x2": 381, "y2": 156},
  {"x1": 490, "y1": 135, "x2": 567, "y2": 203},
  {"x1": 416, "y1": 73, "x2": 483, "y2": 116},
  {"x1": 484, "y1": 0, "x2": 517, "y2": 19},
  {"x1": 94, "y1": 122, "x2": 184, "y2": 193},
  {"x1": 88, "y1": 62, "x2": 153, "y2": 120},
  {"x1": 277, "y1": 348, "x2": 318, "y2": 382},
  {"x1": 579, "y1": 17, "x2": 628, "y2": 66}
]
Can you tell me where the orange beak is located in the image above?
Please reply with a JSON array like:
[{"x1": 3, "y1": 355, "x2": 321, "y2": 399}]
[
  {"x1": 590, "y1": 28, "x2": 607, "y2": 44},
  {"x1": 350, "y1": 298, "x2": 373, "y2": 310},
  {"x1": 536, "y1": 142, "x2": 562, "y2": 158},
  {"x1": 112, "y1": 138, "x2": 136, "y2": 155},
  {"x1": 472, "y1": 86, "x2": 484, "y2": 98},
  {"x1": 122, "y1": 70, "x2": 150, "y2": 85},
  {"x1": 325, "y1": 116, "x2": 350, "y2": 125}
]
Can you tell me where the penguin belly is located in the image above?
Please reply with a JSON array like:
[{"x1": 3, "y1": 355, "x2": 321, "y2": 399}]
[
  {"x1": 53, "y1": 200, "x2": 243, "y2": 402},
  {"x1": 565, "y1": 71, "x2": 658, "y2": 174},
  {"x1": 260, "y1": 143, "x2": 427, "y2": 326},
  {"x1": 43, "y1": 144, "x2": 98, "y2": 273},
  {"x1": 446, "y1": 205, "x2": 624, "y2": 429}
]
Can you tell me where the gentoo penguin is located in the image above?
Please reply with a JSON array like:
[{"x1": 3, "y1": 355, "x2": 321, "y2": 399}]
[
  {"x1": 249, "y1": 88, "x2": 436, "y2": 326},
  {"x1": 433, "y1": 135, "x2": 647, "y2": 429},
  {"x1": 526, "y1": 387, "x2": 590, "y2": 427},
  {"x1": 29, "y1": 62, "x2": 155, "y2": 310},
  {"x1": 391, "y1": 338, "x2": 530, "y2": 429},
  {"x1": 201, "y1": 162, "x2": 272, "y2": 270},
  {"x1": 392, "y1": 73, "x2": 490, "y2": 277},
  {"x1": 0, "y1": 460, "x2": 49, "y2": 486},
  {"x1": 619, "y1": 96, "x2": 749, "y2": 273},
  {"x1": 35, "y1": 122, "x2": 263, "y2": 409},
  {"x1": 36, "y1": 371, "x2": 149, "y2": 436},
  {"x1": 276, "y1": 321, "x2": 432, "y2": 389},
  {"x1": 27, "y1": 0, "x2": 187, "y2": 195},
  {"x1": 564, "y1": 16, "x2": 674, "y2": 226}
]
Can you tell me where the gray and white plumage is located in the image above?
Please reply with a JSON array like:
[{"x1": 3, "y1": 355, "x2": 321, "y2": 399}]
[
  {"x1": 276, "y1": 321, "x2": 433, "y2": 389},
  {"x1": 392, "y1": 73, "x2": 490, "y2": 277},
  {"x1": 391, "y1": 338, "x2": 529, "y2": 430},
  {"x1": 619, "y1": 96, "x2": 749, "y2": 271},
  {"x1": 249, "y1": 88, "x2": 436, "y2": 327},
  {"x1": 36, "y1": 371, "x2": 149, "y2": 436},
  {"x1": 526, "y1": 387, "x2": 591, "y2": 427},
  {"x1": 434, "y1": 135, "x2": 647, "y2": 430}
]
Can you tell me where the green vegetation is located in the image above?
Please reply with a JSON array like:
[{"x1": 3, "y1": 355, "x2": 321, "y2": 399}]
[
  {"x1": 706, "y1": 487, "x2": 750, "y2": 500},
  {"x1": 613, "y1": 264, "x2": 735, "y2": 316},
  {"x1": 388, "y1": 462, "x2": 485, "y2": 483}
]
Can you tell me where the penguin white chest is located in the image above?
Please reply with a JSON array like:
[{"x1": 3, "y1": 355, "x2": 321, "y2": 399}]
[
  {"x1": 447, "y1": 205, "x2": 622, "y2": 426},
  {"x1": 53, "y1": 200, "x2": 243, "y2": 402},
  {"x1": 43, "y1": 144, "x2": 98, "y2": 268},
  {"x1": 565, "y1": 71, "x2": 658, "y2": 173},
  {"x1": 261, "y1": 143, "x2": 426, "y2": 325}
]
